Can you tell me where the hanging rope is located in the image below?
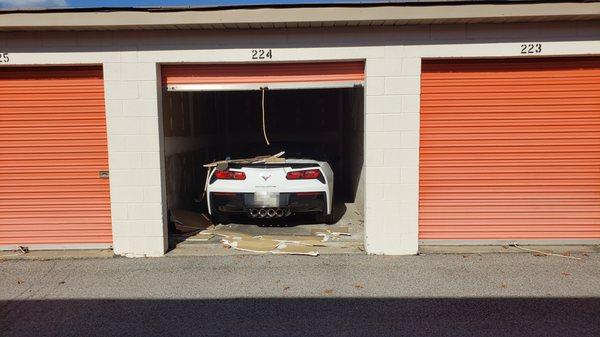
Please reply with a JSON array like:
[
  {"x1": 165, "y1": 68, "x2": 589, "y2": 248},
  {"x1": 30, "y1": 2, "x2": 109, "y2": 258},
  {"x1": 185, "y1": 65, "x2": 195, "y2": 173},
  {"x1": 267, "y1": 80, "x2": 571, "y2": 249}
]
[{"x1": 261, "y1": 88, "x2": 271, "y2": 146}]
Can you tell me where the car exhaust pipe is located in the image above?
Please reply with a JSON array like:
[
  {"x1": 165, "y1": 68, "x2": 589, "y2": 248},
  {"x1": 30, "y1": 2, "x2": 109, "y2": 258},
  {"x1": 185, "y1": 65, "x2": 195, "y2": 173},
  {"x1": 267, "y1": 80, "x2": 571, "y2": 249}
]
[
  {"x1": 249, "y1": 208, "x2": 259, "y2": 218},
  {"x1": 258, "y1": 208, "x2": 267, "y2": 218},
  {"x1": 275, "y1": 208, "x2": 284, "y2": 217},
  {"x1": 267, "y1": 208, "x2": 276, "y2": 218}
]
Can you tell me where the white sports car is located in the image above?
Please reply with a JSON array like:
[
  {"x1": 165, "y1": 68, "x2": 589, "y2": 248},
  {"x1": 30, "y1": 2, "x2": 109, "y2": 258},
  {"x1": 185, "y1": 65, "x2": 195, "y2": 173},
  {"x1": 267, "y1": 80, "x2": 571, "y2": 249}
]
[{"x1": 206, "y1": 158, "x2": 334, "y2": 223}]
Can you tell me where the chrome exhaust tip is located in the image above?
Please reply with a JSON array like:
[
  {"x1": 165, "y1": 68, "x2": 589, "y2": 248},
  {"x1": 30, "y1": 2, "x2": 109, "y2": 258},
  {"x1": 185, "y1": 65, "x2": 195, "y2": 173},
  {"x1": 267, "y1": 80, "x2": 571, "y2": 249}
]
[
  {"x1": 249, "y1": 208, "x2": 259, "y2": 218},
  {"x1": 275, "y1": 208, "x2": 284, "y2": 217},
  {"x1": 258, "y1": 208, "x2": 267, "y2": 217},
  {"x1": 267, "y1": 208, "x2": 276, "y2": 218}
]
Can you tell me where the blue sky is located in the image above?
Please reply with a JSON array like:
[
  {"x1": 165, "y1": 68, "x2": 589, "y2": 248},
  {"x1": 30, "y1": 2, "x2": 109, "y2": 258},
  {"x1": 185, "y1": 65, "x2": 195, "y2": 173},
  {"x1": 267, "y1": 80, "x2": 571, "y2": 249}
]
[{"x1": 0, "y1": 0, "x2": 378, "y2": 9}]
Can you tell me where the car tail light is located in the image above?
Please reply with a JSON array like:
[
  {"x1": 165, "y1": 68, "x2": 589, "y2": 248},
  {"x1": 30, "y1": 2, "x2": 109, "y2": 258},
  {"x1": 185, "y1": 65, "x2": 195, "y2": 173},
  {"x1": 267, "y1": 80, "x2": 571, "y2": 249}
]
[
  {"x1": 214, "y1": 170, "x2": 246, "y2": 180},
  {"x1": 286, "y1": 169, "x2": 321, "y2": 180},
  {"x1": 212, "y1": 192, "x2": 236, "y2": 196},
  {"x1": 295, "y1": 192, "x2": 321, "y2": 197}
]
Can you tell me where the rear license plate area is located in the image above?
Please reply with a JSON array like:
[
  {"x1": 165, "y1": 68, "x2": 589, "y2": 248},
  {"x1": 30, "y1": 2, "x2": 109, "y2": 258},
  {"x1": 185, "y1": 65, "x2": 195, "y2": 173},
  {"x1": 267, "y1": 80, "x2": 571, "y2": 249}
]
[{"x1": 247, "y1": 191, "x2": 280, "y2": 207}]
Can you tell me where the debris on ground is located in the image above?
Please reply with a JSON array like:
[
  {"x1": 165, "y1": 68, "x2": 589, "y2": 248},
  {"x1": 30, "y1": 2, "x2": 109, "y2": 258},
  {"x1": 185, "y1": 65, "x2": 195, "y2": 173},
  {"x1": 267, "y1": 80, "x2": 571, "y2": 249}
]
[
  {"x1": 223, "y1": 237, "x2": 280, "y2": 253},
  {"x1": 272, "y1": 243, "x2": 319, "y2": 256},
  {"x1": 509, "y1": 243, "x2": 583, "y2": 260},
  {"x1": 254, "y1": 234, "x2": 327, "y2": 246},
  {"x1": 171, "y1": 210, "x2": 213, "y2": 231},
  {"x1": 201, "y1": 226, "x2": 254, "y2": 240},
  {"x1": 1, "y1": 246, "x2": 29, "y2": 259},
  {"x1": 170, "y1": 209, "x2": 215, "y2": 241},
  {"x1": 221, "y1": 238, "x2": 319, "y2": 256},
  {"x1": 171, "y1": 207, "x2": 360, "y2": 257},
  {"x1": 311, "y1": 226, "x2": 351, "y2": 238},
  {"x1": 197, "y1": 224, "x2": 325, "y2": 256},
  {"x1": 323, "y1": 289, "x2": 334, "y2": 295}
]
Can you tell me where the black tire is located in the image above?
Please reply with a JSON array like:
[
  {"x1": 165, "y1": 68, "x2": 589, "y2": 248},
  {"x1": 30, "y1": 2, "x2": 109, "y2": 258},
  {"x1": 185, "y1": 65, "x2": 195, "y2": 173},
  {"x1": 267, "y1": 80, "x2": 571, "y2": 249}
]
[
  {"x1": 212, "y1": 213, "x2": 230, "y2": 225},
  {"x1": 315, "y1": 212, "x2": 336, "y2": 224}
]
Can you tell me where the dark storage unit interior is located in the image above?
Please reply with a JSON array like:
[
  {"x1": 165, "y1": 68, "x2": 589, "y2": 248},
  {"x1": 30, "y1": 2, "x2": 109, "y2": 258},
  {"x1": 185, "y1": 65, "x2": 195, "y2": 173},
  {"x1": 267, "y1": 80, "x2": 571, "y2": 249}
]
[{"x1": 161, "y1": 87, "x2": 364, "y2": 223}]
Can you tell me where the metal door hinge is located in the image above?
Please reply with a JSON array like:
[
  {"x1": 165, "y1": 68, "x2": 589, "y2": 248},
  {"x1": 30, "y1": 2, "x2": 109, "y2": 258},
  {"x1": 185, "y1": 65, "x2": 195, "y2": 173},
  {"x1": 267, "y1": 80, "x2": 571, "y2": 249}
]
[{"x1": 99, "y1": 171, "x2": 109, "y2": 179}]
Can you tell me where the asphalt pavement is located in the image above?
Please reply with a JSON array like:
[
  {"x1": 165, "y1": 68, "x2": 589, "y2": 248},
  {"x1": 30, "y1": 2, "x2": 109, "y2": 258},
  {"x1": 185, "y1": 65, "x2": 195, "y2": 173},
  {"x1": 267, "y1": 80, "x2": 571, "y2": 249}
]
[{"x1": 1, "y1": 253, "x2": 599, "y2": 337}]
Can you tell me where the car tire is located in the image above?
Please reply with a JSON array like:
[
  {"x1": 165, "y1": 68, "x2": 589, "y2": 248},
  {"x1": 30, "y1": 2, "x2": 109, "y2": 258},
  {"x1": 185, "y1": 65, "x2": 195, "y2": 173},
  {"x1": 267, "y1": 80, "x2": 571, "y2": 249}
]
[
  {"x1": 212, "y1": 214, "x2": 230, "y2": 225},
  {"x1": 316, "y1": 212, "x2": 336, "y2": 224}
]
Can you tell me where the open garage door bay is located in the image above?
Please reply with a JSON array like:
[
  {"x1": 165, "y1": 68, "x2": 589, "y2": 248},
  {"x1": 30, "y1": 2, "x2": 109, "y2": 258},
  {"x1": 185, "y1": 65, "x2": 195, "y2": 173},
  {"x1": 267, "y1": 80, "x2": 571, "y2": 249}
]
[
  {"x1": 420, "y1": 57, "x2": 600, "y2": 242},
  {"x1": 161, "y1": 61, "x2": 365, "y2": 90},
  {"x1": 0, "y1": 66, "x2": 112, "y2": 248},
  {"x1": 160, "y1": 61, "x2": 365, "y2": 249}
]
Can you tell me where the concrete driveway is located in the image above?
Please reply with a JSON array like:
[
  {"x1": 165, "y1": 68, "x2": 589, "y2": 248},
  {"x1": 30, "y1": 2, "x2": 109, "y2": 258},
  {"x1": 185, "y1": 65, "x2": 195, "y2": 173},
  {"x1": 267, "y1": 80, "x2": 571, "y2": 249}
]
[{"x1": 1, "y1": 253, "x2": 599, "y2": 337}]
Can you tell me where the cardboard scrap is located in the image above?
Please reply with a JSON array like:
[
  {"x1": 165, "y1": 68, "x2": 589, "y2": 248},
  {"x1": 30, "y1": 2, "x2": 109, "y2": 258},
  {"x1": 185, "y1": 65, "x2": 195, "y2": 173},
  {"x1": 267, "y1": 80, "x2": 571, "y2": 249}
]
[
  {"x1": 273, "y1": 243, "x2": 319, "y2": 256},
  {"x1": 213, "y1": 230, "x2": 320, "y2": 256},
  {"x1": 198, "y1": 224, "x2": 322, "y2": 256},
  {"x1": 264, "y1": 156, "x2": 286, "y2": 164},
  {"x1": 222, "y1": 238, "x2": 319, "y2": 256},
  {"x1": 253, "y1": 235, "x2": 327, "y2": 246},
  {"x1": 223, "y1": 238, "x2": 280, "y2": 253},
  {"x1": 203, "y1": 151, "x2": 285, "y2": 168}
]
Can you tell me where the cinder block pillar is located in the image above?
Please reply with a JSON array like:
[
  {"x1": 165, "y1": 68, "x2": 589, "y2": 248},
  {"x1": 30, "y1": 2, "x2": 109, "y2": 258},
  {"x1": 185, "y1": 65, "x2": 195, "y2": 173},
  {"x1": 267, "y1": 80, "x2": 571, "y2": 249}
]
[
  {"x1": 363, "y1": 55, "x2": 421, "y2": 255},
  {"x1": 104, "y1": 61, "x2": 167, "y2": 257}
]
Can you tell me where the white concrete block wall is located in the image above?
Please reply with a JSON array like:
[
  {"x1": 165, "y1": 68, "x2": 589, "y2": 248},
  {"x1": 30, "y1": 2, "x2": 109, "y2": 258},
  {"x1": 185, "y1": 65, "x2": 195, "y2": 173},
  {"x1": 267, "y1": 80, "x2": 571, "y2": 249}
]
[
  {"x1": 103, "y1": 59, "x2": 166, "y2": 257},
  {"x1": 364, "y1": 56, "x2": 422, "y2": 254},
  {"x1": 1, "y1": 21, "x2": 598, "y2": 256}
]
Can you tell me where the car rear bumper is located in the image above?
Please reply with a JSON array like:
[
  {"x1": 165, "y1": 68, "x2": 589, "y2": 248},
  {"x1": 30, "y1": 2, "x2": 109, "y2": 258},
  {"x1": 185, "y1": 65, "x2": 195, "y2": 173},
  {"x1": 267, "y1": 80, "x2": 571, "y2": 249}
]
[{"x1": 210, "y1": 192, "x2": 327, "y2": 217}]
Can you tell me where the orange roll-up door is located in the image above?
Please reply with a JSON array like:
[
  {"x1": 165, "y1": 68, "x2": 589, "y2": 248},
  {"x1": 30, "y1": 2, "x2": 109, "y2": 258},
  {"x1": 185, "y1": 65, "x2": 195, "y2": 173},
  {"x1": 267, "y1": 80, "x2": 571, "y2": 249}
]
[
  {"x1": 0, "y1": 66, "x2": 112, "y2": 247},
  {"x1": 420, "y1": 57, "x2": 600, "y2": 241},
  {"x1": 161, "y1": 61, "x2": 365, "y2": 87}
]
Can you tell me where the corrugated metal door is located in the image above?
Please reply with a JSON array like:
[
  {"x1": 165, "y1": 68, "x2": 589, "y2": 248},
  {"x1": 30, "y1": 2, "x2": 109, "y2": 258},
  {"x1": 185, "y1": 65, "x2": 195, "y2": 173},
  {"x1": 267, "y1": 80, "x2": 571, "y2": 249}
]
[
  {"x1": 0, "y1": 66, "x2": 112, "y2": 248},
  {"x1": 161, "y1": 61, "x2": 365, "y2": 87},
  {"x1": 420, "y1": 57, "x2": 600, "y2": 241}
]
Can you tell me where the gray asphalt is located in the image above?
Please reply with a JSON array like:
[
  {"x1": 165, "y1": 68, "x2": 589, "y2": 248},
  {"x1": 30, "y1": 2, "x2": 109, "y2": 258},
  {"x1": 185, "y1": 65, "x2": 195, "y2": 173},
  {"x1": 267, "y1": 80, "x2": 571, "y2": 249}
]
[{"x1": 1, "y1": 253, "x2": 599, "y2": 337}]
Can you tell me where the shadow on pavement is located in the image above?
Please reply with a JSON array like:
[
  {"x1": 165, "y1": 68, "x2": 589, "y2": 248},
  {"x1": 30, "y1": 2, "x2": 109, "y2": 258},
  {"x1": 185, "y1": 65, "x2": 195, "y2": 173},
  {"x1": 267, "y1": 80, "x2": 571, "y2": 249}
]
[{"x1": 1, "y1": 297, "x2": 599, "y2": 337}]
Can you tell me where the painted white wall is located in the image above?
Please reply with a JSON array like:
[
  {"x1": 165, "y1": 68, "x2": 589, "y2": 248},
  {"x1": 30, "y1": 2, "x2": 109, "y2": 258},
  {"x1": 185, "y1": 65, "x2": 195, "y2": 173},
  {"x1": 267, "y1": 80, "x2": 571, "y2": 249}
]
[{"x1": 1, "y1": 21, "x2": 598, "y2": 256}]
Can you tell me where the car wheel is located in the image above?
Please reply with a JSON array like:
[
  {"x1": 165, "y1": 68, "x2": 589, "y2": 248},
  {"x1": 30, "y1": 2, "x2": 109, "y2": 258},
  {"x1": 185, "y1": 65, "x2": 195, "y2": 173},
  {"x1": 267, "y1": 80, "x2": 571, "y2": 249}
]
[
  {"x1": 315, "y1": 212, "x2": 336, "y2": 224},
  {"x1": 212, "y1": 214, "x2": 230, "y2": 225}
]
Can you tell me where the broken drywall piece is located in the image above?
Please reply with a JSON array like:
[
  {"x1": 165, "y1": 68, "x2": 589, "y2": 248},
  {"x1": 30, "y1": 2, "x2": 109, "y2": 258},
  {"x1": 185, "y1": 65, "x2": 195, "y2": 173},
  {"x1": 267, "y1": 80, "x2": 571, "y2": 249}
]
[
  {"x1": 273, "y1": 243, "x2": 319, "y2": 256},
  {"x1": 203, "y1": 152, "x2": 285, "y2": 168},
  {"x1": 253, "y1": 234, "x2": 327, "y2": 246},
  {"x1": 252, "y1": 151, "x2": 285, "y2": 164},
  {"x1": 224, "y1": 237, "x2": 280, "y2": 253},
  {"x1": 310, "y1": 226, "x2": 351, "y2": 237},
  {"x1": 199, "y1": 225, "x2": 254, "y2": 240},
  {"x1": 220, "y1": 235, "x2": 320, "y2": 256},
  {"x1": 264, "y1": 156, "x2": 285, "y2": 164},
  {"x1": 201, "y1": 224, "x2": 325, "y2": 256}
]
